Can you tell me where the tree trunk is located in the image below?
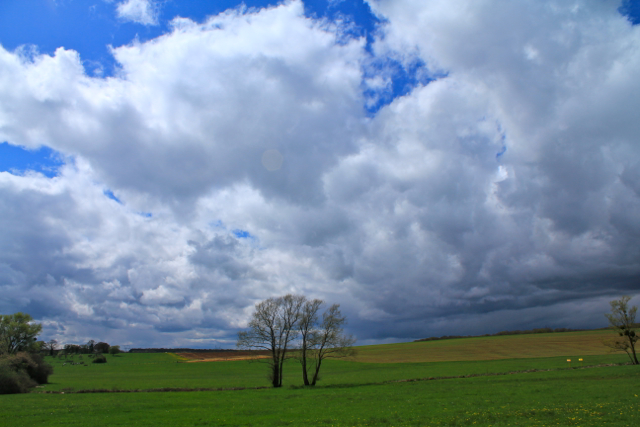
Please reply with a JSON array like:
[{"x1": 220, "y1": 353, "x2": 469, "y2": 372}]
[
  {"x1": 271, "y1": 361, "x2": 280, "y2": 387},
  {"x1": 301, "y1": 350, "x2": 310, "y2": 386},
  {"x1": 278, "y1": 350, "x2": 286, "y2": 387},
  {"x1": 311, "y1": 358, "x2": 323, "y2": 386},
  {"x1": 629, "y1": 337, "x2": 639, "y2": 365},
  {"x1": 271, "y1": 348, "x2": 281, "y2": 387}
]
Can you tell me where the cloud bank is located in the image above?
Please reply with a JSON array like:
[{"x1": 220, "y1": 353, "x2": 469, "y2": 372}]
[{"x1": 1, "y1": 0, "x2": 639, "y2": 347}]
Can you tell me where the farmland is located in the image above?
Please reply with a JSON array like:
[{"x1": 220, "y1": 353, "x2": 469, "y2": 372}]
[
  {"x1": 1, "y1": 330, "x2": 638, "y2": 426},
  {"x1": 353, "y1": 329, "x2": 616, "y2": 363}
]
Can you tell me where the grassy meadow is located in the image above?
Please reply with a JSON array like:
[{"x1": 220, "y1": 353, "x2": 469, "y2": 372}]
[{"x1": 1, "y1": 330, "x2": 638, "y2": 426}]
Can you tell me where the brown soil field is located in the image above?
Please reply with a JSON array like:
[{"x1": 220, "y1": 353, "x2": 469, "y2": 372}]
[{"x1": 177, "y1": 351, "x2": 271, "y2": 362}]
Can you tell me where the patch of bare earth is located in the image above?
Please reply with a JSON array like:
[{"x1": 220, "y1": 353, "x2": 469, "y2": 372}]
[{"x1": 177, "y1": 351, "x2": 271, "y2": 362}]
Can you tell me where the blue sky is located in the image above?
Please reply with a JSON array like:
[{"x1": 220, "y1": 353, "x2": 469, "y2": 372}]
[
  {"x1": 0, "y1": 1, "x2": 384, "y2": 82},
  {"x1": 1, "y1": 0, "x2": 640, "y2": 348}
]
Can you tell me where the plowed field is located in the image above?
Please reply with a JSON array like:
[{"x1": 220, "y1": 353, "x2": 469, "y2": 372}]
[{"x1": 176, "y1": 351, "x2": 270, "y2": 362}]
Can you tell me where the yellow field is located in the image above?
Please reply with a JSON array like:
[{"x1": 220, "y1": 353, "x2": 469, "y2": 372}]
[{"x1": 352, "y1": 329, "x2": 616, "y2": 363}]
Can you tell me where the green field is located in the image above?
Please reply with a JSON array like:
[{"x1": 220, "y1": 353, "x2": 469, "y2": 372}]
[{"x1": 1, "y1": 330, "x2": 638, "y2": 426}]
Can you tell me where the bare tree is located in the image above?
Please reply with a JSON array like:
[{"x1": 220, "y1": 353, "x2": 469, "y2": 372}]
[
  {"x1": 237, "y1": 294, "x2": 306, "y2": 387},
  {"x1": 605, "y1": 296, "x2": 639, "y2": 365},
  {"x1": 297, "y1": 298, "x2": 323, "y2": 386},
  {"x1": 44, "y1": 339, "x2": 58, "y2": 356},
  {"x1": 298, "y1": 302, "x2": 356, "y2": 386}
]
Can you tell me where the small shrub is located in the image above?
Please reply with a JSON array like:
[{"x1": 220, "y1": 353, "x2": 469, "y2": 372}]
[
  {"x1": 92, "y1": 354, "x2": 107, "y2": 364},
  {"x1": 109, "y1": 345, "x2": 121, "y2": 355}
]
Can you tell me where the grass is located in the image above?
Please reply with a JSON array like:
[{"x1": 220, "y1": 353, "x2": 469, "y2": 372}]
[
  {"x1": 38, "y1": 351, "x2": 629, "y2": 392},
  {"x1": 353, "y1": 329, "x2": 616, "y2": 363},
  {"x1": 1, "y1": 329, "x2": 638, "y2": 426},
  {"x1": 39, "y1": 353, "x2": 270, "y2": 391},
  {"x1": 2, "y1": 364, "x2": 638, "y2": 426}
]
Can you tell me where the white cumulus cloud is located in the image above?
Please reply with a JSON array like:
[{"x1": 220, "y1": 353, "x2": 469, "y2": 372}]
[{"x1": 116, "y1": 0, "x2": 160, "y2": 26}]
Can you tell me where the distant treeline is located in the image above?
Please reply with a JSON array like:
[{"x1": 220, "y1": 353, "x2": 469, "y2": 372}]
[
  {"x1": 413, "y1": 327, "x2": 588, "y2": 343},
  {"x1": 128, "y1": 348, "x2": 238, "y2": 353}
]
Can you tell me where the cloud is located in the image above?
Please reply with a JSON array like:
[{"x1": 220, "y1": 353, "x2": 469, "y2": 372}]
[
  {"x1": 0, "y1": 1, "x2": 366, "y2": 208},
  {"x1": 116, "y1": 0, "x2": 160, "y2": 26},
  {"x1": 354, "y1": 0, "x2": 640, "y2": 332},
  {"x1": 1, "y1": 0, "x2": 640, "y2": 347}
]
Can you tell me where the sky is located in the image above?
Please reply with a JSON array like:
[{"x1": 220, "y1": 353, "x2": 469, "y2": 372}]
[{"x1": 1, "y1": 0, "x2": 640, "y2": 349}]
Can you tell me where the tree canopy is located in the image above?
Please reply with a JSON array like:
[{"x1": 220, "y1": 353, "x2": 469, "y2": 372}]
[{"x1": 0, "y1": 313, "x2": 42, "y2": 355}]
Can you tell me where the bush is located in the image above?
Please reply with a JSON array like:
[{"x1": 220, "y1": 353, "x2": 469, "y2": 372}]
[
  {"x1": 92, "y1": 354, "x2": 107, "y2": 364},
  {"x1": 0, "y1": 366, "x2": 35, "y2": 394},
  {"x1": 109, "y1": 345, "x2": 121, "y2": 355},
  {"x1": 24, "y1": 353, "x2": 53, "y2": 384},
  {"x1": 0, "y1": 352, "x2": 52, "y2": 394}
]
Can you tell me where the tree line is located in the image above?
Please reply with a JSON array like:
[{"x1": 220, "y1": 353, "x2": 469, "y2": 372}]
[
  {"x1": 237, "y1": 294, "x2": 355, "y2": 387},
  {"x1": 0, "y1": 313, "x2": 122, "y2": 394},
  {"x1": 56, "y1": 340, "x2": 121, "y2": 356}
]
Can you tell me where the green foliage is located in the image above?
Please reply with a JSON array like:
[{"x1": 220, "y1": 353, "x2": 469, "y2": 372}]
[
  {"x1": 0, "y1": 352, "x2": 53, "y2": 394},
  {"x1": 63, "y1": 344, "x2": 81, "y2": 354},
  {"x1": 108, "y1": 345, "x2": 121, "y2": 355},
  {"x1": 92, "y1": 354, "x2": 107, "y2": 364},
  {"x1": 0, "y1": 313, "x2": 42, "y2": 355},
  {"x1": 24, "y1": 353, "x2": 54, "y2": 384},
  {"x1": 0, "y1": 361, "x2": 35, "y2": 394}
]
